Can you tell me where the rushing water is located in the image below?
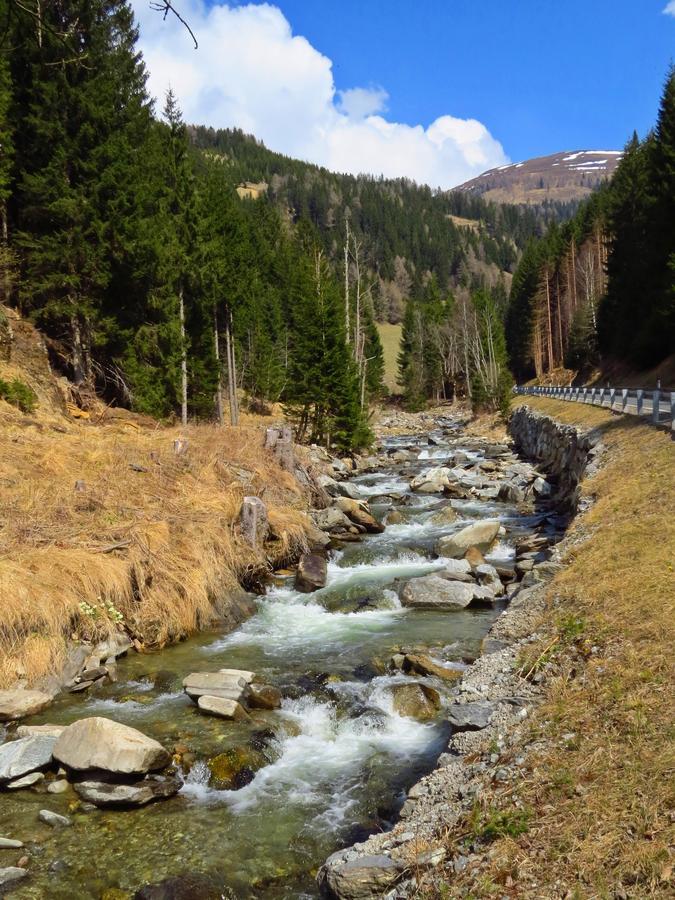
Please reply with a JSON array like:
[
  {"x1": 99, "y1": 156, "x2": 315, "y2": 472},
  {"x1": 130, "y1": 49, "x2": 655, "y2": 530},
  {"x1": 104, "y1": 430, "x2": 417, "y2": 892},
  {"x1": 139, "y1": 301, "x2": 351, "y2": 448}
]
[{"x1": 0, "y1": 429, "x2": 537, "y2": 899}]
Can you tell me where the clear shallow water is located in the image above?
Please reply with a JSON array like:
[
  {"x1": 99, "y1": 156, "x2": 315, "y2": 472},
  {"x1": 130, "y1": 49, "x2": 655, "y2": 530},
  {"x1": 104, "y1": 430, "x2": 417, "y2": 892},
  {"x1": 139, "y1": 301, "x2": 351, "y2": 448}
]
[{"x1": 0, "y1": 430, "x2": 534, "y2": 899}]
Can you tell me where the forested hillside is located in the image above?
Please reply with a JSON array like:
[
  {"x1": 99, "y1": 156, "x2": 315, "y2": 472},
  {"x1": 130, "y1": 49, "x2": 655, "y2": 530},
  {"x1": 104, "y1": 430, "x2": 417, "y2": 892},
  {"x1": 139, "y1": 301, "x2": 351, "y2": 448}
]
[
  {"x1": 190, "y1": 126, "x2": 558, "y2": 322},
  {"x1": 505, "y1": 68, "x2": 675, "y2": 380},
  {"x1": 0, "y1": 0, "x2": 383, "y2": 450}
]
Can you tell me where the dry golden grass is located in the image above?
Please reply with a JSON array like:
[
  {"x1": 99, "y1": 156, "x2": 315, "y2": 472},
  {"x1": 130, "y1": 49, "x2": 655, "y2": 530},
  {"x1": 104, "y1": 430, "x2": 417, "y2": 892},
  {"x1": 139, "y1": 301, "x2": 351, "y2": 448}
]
[
  {"x1": 431, "y1": 397, "x2": 675, "y2": 898},
  {"x1": 0, "y1": 403, "x2": 312, "y2": 688}
]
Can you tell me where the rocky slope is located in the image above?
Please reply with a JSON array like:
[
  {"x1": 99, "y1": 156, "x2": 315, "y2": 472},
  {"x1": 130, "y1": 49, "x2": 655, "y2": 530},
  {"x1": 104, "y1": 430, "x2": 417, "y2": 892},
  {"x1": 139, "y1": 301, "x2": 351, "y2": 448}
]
[{"x1": 456, "y1": 150, "x2": 623, "y2": 205}]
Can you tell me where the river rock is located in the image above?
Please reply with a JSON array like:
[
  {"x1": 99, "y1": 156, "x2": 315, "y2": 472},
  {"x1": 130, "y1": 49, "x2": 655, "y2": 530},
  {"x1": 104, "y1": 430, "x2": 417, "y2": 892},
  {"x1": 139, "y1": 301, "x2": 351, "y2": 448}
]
[
  {"x1": 15, "y1": 724, "x2": 65, "y2": 739},
  {"x1": 403, "y1": 654, "x2": 463, "y2": 682},
  {"x1": 389, "y1": 683, "x2": 441, "y2": 720},
  {"x1": 53, "y1": 717, "x2": 170, "y2": 775},
  {"x1": 385, "y1": 509, "x2": 404, "y2": 525},
  {"x1": 475, "y1": 563, "x2": 504, "y2": 595},
  {"x1": 448, "y1": 701, "x2": 497, "y2": 731},
  {"x1": 134, "y1": 873, "x2": 229, "y2": 900},
  {"x1": 247, "y1": 684, "x2": 282, "y2": 710},
  {"x1": 306, "y1": 521, "x2": 332, "y2": 551},
  {"x1": 46, "y1": 779, "x2": 69, "y2": 794},
  {"x1": 400, "y1": 574, "x2": 473, "y2": 609},
  {"x1": 318, "y1": 853, "x2": 402, "y2": 899},
  {"x1": 295, "y1": 553, "x2": 327, "y2": 592},
  {"x1": 73, "y1": 774, "x2": 180, "y2": 808},
  {"x1": 7, "y1": 771, "x2": 45, "y2": 789},
  {"x1": 336, "y1": 482, "x2": 363, "y2": 500},
  {"x1": 184, "y1": 672, "x2": 250, "y2": 704},
  {"x1": 0, "y1": 735, "x2": 57, "y2": 783},
  {"x1": 533, "y1": 476, "x2": 552, "y2": 497},
  {"x1": 0, "y1": 868, "x2": 28, "y2": 889},
  {"x1": 196, "y1": 696, "x2": 250, "y2": 721},
  {"x1": 334, "y1": 498, "x2": 384, "y2": 534},
  {"x1": 207, "y1": 747, "x2": 264, "y2": 790},
  {"x1": 312, "y1": 508, "x2": 352, "y2": 533},
  {"x1": 410, "y1": 467, "x2": 451, "y2": 493},
  {"x1": 464, "y1": 546, "x2": 486, "y2": 567},
  {"x1": 38, "y1": 809, "x2": 71, "y2": 827},
  {"x1": 436, "y1": 520, "x2": 500, "y2": 558},
  {"x1": 497, "y1": 482, "x2": 525, "y2": 504},
  {"x1": 317, "y1": 473, "x2": 341, "y2": 497},
  {"x1": 0, "y1": 839, "x2": 23, "y2": 849},
  {"x1": 428, "y1": 505, "x2": 458, "y2": 526},
  {"x1": 0, "y1": 689, "x2": 53, "y2": 722}
]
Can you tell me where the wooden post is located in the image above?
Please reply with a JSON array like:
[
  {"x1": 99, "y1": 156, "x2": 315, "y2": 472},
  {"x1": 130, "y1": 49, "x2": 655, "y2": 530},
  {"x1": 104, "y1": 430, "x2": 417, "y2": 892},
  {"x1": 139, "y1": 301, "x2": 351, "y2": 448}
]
[{"x1": 652, "y1": 390, "x2": 660, "y2": 425}]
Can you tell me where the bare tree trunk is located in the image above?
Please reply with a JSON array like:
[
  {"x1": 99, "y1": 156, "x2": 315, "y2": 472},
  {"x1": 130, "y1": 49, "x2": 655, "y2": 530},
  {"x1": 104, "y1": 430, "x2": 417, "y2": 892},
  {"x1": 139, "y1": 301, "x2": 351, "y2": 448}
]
[
  {"x1": 343, "y1": 215, "x2": 350, "y2": 344},
  {"x1": 35, "y1": 0, "x2": 42, "y2": 48},
  {"x1": 224, "y1": 306, "x2": 239, "y2": 426},
  {"x1": 70, "y1": 311, "x2": 86, "y2": 385},
  {"x1": 213, "y1": 308, "x2": 224, "y2": 426},
  {"x1": 545, "y1": 271, "x2": 554, "y2": 372},
  {"x1": 179, "y1": 284, "x2": 188, "y2": 426}
]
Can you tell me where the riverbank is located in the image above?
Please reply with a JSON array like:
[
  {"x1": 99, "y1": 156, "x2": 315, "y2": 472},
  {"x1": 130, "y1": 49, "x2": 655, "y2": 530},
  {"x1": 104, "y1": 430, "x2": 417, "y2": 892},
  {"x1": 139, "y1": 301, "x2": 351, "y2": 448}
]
[{"x1": 320, "y1": 397, "x2": 673, "y2": 899}]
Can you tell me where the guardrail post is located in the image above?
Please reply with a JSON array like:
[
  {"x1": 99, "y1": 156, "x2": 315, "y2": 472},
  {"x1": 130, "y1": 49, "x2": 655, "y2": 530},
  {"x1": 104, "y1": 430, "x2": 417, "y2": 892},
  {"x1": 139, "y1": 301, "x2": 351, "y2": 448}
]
[
  {"x1": 622, "y1": 389, "x2": 628, "y2": 412},
  {"x1": 582, "y1": 388, "x2": 587, "y2": 403},
  {"x1": 636, "y1": 389, "x2": 644, "y2": 416},
  {"x1": 652, "y1": 390, "x2": 660, "y2": 425},
  {"x1": 610, "y1": 388, "x2": 616, "y2": 409},
  {"x1": 599, "y1": 387, "x2": 604, "y2": 406},
  {"x1": 590, "y1": 388, "x2": 596, "y2": 405},
  {"x1": 671, "y1": 392, "x2": 675, "y2": 437}
]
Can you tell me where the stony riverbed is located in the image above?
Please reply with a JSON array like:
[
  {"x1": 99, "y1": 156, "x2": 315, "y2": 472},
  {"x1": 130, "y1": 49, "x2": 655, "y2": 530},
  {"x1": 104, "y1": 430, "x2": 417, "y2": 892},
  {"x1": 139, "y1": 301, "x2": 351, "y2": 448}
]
[{"x1": 0, "y1": 413, "x2": 568, "y2": 899}]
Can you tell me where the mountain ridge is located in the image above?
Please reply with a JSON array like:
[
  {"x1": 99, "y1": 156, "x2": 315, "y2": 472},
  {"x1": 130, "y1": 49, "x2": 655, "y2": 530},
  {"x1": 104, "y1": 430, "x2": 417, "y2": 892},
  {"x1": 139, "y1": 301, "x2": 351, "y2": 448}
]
[{"x1": 456, "y1": 149, "x2": 623, "y2": 204}]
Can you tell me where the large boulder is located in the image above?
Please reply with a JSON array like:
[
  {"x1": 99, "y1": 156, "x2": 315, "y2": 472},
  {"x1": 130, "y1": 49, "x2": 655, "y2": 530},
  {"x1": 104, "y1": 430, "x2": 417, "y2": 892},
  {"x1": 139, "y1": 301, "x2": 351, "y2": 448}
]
[
  {"x1": 428, "y1": 505, "x2": 458, "y2": 526},
  {"x1": 53, "y1": 717, "x2": 170, "y2": 775},
  {"x1": 497, "y1": 482, "x2": 525, "y2": 504},
  {"x1": 0, "y1": 689, "x2": 53, "y2": 722},
  {"x1": 400, "y1": 574, "x2": 473, "y2": 609},
  {"x1": 183, "y1": 672, "x2": 250, "y2": 704},
  {"x1": 410, "y1": 467, "x2": 451, "y2": 493},
  {"x1": 248, "y1": 684, "x2": 282, "y2": 710},
  {"x1": 388, "y1": 683, "x2": 441, "y2": 720},
  {"x1": 436, "y1": 520, "x2": 501, "y2": 558},
  {"x1": 0, "y1": 734, "x2": 57, "y2": 784},
  {"x1": 295, "y1": 553, "x2": 328, "y2": 592},
  {"x1": 73, "y1": 775, "x2": 180, "y2": 808},
  {"x1": 317, "y1": 853, "x2": 402, "y2": 899},
  {"x1": 334, "y1": 498, "x2": 384, "y2": 534},
  {"x1": 0, "y1": 868, "x2": 28, "y2": 890},
  {"x1": 475, "y1": 563, "x2": 505, "y2": 596}
]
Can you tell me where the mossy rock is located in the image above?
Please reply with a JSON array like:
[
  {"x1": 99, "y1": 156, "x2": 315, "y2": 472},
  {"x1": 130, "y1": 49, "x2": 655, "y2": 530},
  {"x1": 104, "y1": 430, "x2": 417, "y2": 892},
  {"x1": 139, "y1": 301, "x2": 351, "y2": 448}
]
[{"x1": 207, "y1": 746, "x2": 265, "y2": 790}]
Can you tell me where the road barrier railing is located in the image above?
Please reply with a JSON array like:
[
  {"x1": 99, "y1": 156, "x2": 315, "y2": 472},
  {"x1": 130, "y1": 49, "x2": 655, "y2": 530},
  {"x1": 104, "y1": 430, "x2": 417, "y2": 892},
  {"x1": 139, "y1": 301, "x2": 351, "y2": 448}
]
[{"x1": 514, "y1": 385, "x2": 675, "y2": 436}]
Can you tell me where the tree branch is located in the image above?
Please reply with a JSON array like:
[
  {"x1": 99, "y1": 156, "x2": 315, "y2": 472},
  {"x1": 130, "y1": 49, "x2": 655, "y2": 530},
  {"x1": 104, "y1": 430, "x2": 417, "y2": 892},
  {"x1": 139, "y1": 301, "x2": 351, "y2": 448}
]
[{"x1": 149, "y1": 1, "x2": 198, "y2": 49}]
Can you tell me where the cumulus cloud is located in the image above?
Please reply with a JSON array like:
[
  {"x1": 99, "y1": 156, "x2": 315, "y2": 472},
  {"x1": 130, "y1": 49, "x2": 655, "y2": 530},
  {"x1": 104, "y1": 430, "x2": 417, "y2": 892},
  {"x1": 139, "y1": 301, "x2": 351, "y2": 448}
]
[
  {"x1": 664, "y1": 1, "x2": 675, "y2": 16},
  {"x1": 131, "y1": 1, "x2": 508, "y2": 188}
]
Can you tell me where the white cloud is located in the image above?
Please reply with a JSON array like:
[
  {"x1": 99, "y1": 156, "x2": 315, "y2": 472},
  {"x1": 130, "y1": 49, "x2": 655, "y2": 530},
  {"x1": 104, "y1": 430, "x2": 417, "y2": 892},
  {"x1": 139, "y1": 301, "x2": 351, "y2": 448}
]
[
  {"x1": 131, "y1": 1, "x2": 508, "y2": 188},
  {"x1": 664, "y1": 1, "x2": 675, "y2": 16}
]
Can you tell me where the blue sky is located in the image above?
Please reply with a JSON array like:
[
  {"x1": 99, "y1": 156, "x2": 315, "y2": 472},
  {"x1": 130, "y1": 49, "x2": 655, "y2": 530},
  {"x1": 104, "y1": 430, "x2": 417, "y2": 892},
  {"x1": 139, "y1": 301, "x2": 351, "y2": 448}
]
[
  {"x1": 133, "y1": 1, "x2": 675, "y2": 187},
  {"x1": 263, "y1": 0, "x2": 674, "y2": 160}
]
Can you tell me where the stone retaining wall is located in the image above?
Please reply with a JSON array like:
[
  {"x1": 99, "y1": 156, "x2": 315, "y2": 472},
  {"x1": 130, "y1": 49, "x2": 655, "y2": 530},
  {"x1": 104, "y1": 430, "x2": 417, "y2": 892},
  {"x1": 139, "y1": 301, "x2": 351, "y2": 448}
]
[{"x1": 508, "y1": 404, "x2": 600, "y2": 514}]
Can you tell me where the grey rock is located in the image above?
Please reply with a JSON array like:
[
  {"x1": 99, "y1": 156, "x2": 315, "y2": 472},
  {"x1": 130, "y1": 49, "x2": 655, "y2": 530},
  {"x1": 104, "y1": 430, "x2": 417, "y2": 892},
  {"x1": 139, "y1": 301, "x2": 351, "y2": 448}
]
[
  {"x1": 410, "y1": 466, "x2": 451, "y2": 493},
  {"x1": 46, "y1": 779, "x2": 69, "y2": 794},
  {"x1": 295, "y1": 553, "x2": 328, "y2": 592},
  {"x1": 448, "y1": 701, "x2": 497, "y2": 731},
  {"x1": 183, "y1": 672, "x2": 250, "y2": 704},
  {"x1": 15, "y1": 724, "x2": 64, "y2": 739},
  {"x1": 336, "y1": 482, "x2": 363, "y2": 500},
  {"x1": 0, "y1": 735, "x2": 57, "y2": 783},
  {"x1": 497, "y1": 482, "x2": 525, "y2": 504},
  {"x1": 239, "y1": 496, "x2": 269, "y2": 547},
  {"x1": 53, "y1": 717, "x2": 170, "y2": 775},
  {"x1": 247, "y1": 684, "x2": 282, "y2": 710},
  {"x1": 196, "y1": 696, "x2": 250, "y2": 721},
  {"x1": 0, "y1": 839, "x2": 23, "y2": 849},
  {"x1": 400, "y1": 574, "x2": 473, "y2": 609},
  {"x1": 312, "y1": 507, "x2": 352, "y2": 533},
  {"x1": 0, "y1": 867, "x2": 27, "y2": 888},
  {"x1": 7, "y1": 771, "x2": 45, "y2": 789},
  {"x1": 318, "y1": 854, "x2": 401, "y2": 899},
  {"x1": 0, "y1": 690, "x2": 53, "y2": 722},
  {"x1": 38, "y1": 809, "x2": 71, "y2": 827},
  {"x1": 436, "y1": 520, "x2": 500, "y2": 558},
  {"x1": 533, "y1": 477, "x2": 552, "y2": 497},
  {"x1": 73, "y1": 775, "x2": 180, "y2": 808}
]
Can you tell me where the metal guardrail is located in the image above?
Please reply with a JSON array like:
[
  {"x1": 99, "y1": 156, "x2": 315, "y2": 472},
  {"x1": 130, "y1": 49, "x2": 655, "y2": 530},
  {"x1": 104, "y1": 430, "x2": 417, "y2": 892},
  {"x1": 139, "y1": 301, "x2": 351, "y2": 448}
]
[{"x1": 515, "y1": 385, "x2": 675, "y2": 436}]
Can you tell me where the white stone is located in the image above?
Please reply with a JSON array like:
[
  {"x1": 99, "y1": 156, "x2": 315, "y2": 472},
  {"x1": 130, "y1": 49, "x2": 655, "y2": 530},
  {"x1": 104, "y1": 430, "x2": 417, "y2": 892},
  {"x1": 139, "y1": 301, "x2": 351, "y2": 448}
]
[{"x1": 53, "y1": 717, "x2": 170, "y2": 775}]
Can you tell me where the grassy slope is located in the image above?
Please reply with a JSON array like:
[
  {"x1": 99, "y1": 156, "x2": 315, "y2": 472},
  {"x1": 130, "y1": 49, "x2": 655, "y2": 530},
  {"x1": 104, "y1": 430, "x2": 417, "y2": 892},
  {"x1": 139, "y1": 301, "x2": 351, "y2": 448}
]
[
  {"x1": 451, "y1": 397, "x2": 675, "y2": 898},
  {"x1": 376, "y1": 322, "x2": 402, "y2": 393},
  {"x1": 0, "y1": 310, "x2": 312, "y2": 689}
]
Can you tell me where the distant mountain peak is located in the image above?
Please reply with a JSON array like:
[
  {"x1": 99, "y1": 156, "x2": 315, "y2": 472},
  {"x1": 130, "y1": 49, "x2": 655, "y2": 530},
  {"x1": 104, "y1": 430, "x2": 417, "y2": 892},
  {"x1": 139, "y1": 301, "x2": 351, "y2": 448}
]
[{"x1": 456, "y1": 150, "x2": 623, "y2": 204}]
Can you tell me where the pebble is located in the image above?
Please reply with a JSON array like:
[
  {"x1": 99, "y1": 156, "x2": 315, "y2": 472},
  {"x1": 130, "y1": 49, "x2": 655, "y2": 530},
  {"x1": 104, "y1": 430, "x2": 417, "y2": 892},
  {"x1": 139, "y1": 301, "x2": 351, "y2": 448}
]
[
  {"x1": 0, "y1": 838, "x2": 23, "y2": 849},
  {"x1": 46, "y1": 780, "x2": 69, "y2": 794},
  {"x1": 38, "y1": 810, "x2": 71, "y2": 828}
]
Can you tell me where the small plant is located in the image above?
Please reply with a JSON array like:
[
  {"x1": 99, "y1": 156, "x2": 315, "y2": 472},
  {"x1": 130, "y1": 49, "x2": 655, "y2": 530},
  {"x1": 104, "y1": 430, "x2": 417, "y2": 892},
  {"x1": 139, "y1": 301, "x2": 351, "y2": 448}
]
[
  {"x1": 469, "y1": 803, "x2": 530, "y2": 842},
  {"x1": 0, "y1": 377, "x2": 38, "y2": 413},
  {"x1": 78, "y1": 597, "x2": 124, "y2": 625},
  {"x1": 557, "y1": 614, "x2": 585, "y2": 643}
]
